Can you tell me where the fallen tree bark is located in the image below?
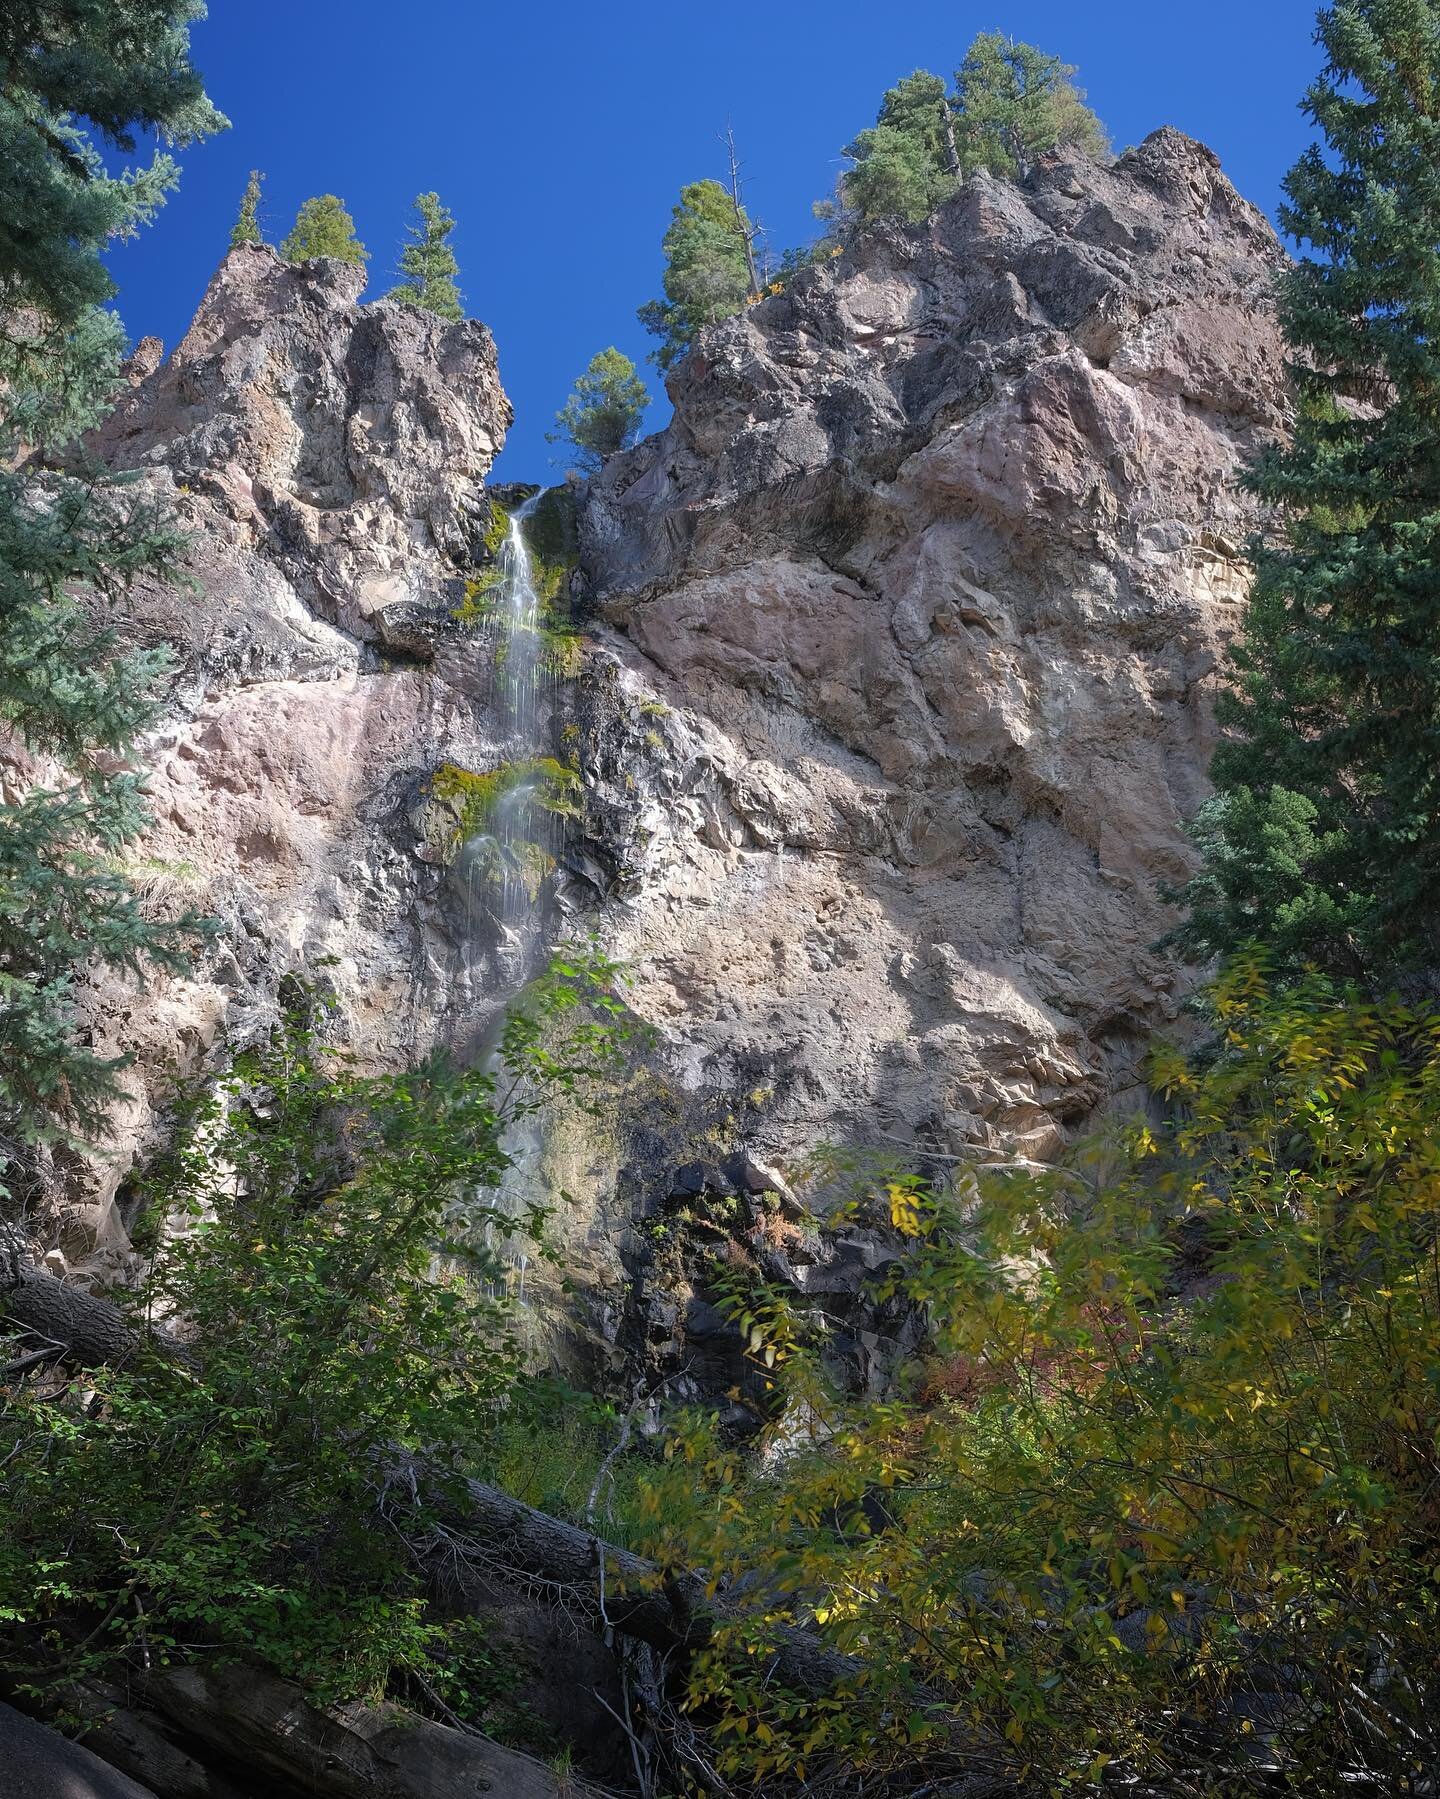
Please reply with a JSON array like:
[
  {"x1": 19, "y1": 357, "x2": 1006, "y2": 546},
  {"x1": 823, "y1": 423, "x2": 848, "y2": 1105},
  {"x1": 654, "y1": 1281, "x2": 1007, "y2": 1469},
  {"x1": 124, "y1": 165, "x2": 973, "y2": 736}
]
[
  {"x1": 0, "y1": 1698, "x2": 160, "y2": 1799},
  {"x1": 388, "y1": 1455, "x2": 862, "y2": 1698},
  {"x1": 32, "y1": 1664, "x2": 611, "y2": 1799},
  {"x1": 1, "y1": 1230, "x2": 146, "y2": 1371}
]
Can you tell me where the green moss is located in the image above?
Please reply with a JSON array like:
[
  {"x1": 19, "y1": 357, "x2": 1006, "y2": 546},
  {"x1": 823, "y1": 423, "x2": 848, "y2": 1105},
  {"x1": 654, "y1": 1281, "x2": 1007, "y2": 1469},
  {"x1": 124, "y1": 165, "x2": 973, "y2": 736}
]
[
  {"x1": 430, "y1": 757, "x2": 581, "y2": 845},
  {"x1": 453, "y1": 566, "x2": 503, "y2": 624},
  {"x1": 454, "y1": 491, "x2": 584, "y2": 677},
  {"x1": 524, "y1": 489, "x2": 579, "y2": 631},
  {"x1": 426, "y1": 758, "x2": 583, "y2": 898},
  {"x1": 539, "y1": 624, "x2": 584, "y2": 680},
  {"x1": 479, "y1": 496, "x2": 510, "y2": 559},
  {"x1": 533, "y1": 558, "x2": 570, "y2": 608},
  {"x1": 525, "y1": 486, "x2": 579, "y2": 567},
  {"x1": 105, "y1": 853, "x2": 202, "y2": 884},
  {"x1": 465, "y1": 832, "x2": 556, "y2": 903}
]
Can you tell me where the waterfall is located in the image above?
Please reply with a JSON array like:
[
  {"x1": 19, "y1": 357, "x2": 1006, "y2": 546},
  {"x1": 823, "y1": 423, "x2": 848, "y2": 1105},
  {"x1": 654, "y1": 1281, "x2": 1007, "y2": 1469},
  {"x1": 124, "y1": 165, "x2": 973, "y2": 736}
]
[
  {"x1": 497, "y1": 490, "x2": 543, "y2": 748},
  {"x1": 468, "y1": 491, "x2": 553, "y2": 1311}
]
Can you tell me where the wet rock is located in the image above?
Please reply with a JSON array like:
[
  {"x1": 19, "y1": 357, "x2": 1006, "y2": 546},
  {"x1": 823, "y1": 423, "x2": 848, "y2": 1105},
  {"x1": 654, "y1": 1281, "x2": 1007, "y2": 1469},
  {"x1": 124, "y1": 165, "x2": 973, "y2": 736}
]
[{"x1": 668, "y1": 1160, "x2": 731, "y2": 1199}]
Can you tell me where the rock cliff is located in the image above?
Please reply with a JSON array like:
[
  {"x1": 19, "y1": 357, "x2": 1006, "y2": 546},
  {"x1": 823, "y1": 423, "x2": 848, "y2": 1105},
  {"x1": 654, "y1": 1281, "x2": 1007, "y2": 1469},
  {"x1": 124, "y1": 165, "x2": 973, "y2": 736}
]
[
  {"x1": 579, "y1": 126, "x2": 1285, "y2": 1178},
  {"x1": 24, "y1": 135, "x2": 1288, "y2": 1384},
  {"x1": 42, "y1": 244, "x2": 519, "y2": 1268}
]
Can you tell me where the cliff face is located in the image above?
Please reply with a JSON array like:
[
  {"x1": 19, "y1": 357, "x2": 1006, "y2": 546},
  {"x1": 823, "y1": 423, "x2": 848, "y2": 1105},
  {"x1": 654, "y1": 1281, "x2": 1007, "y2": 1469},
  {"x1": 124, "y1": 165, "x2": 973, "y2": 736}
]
[
  {"x1": 578, "y1": 128, "x2": 1286, "y2": 1180},
  {"x1": 31, "y1": 137, "x2": 1288, "y2": 1380},
  {"x1": 48, "y1": 245, "x2": 518, "y2": 1267}
]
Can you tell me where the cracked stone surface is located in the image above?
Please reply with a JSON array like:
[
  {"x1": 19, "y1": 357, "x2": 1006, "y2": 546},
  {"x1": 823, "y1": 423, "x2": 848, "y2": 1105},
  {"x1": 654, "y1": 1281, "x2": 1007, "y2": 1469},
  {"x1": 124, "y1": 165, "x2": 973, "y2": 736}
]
[
  {"x1": 9, "y1": 137, "x2": 1290, "y2": 1392},
  {"x1": 17, "y1": 246, "x2": 523, "y2": 1270},
  {"x1": 577, "y1": 128, "x2": 1288, "y2": 1178}
]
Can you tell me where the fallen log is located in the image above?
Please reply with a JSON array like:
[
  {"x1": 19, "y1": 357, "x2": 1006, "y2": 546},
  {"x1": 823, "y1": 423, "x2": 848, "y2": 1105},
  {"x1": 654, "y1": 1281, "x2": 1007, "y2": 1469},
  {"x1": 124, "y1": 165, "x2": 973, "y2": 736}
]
[
  {"x1": 393, "y1": 1456, "x2": 862, "y2": 1698},
  {"x1": 0, "y1": 1697, "x2": 161, "y2": 1799},
  {"x1": 39, "y1": 1664, "x2": 612, "y2": 1799},
  {"x1": 1, "y1": 1232, "x2": 145, "y2": 1372},
  {"x1": 146, "y1": 1662, "x2": 609, "y2": 1798},
  {"x1": 51, "y1": 1680, "x2": 258, "y2": 1799}
]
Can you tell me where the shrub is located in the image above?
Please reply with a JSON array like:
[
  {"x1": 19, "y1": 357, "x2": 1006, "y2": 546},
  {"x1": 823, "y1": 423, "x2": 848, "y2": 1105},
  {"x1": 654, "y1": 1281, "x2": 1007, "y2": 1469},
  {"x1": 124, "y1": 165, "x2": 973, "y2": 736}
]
[
  {"x1": 642, "y1": 958, "x2": 1440, "y2": 1794},
  {"x1": 0, "y1": 946, "x2": 630, "y2": 1704}
]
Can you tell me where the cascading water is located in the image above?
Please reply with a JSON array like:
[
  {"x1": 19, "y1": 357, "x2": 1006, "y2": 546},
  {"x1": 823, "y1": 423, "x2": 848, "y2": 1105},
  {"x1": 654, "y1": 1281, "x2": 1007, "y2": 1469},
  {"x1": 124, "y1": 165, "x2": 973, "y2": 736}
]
[
  {"x1": 465, "y1": 491, "x2": 557, "y2": 1312},
  {"x1": 497, "y1": 493, "x2": 542, "y2": 741}
]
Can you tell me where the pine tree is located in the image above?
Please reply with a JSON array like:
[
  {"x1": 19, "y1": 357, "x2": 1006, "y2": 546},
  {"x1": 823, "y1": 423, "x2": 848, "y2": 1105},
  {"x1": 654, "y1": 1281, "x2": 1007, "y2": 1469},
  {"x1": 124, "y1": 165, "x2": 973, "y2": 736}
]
[
  {"x1": 837, "y1": 38, "x2": 1109, "y2": 226},
  {"x1": 280, "y1": 195, "x2": 368, "y2": 267},
  {"x1": 0, "y1": 2, "x2": 226, "y2": 329},
  {"x1": 229, "y1": 169, "x2": 265, "y2": 248},
  {"x1": 638, "y1": 179, "x2": 758, "y2": 369},
  {"x1": 954, "y1": 33, "x2": 1109, "y2": 180},
  {"x1": 1171, "y1": 0, "x2": 1440, "y2": 979},
  {"x1": 389, "y1": 192, "x2": 463, "y2": 320},
  {"x1": 840, "y1": 72, "x2": 960, "y2": 224},
  {"x1": 547, "y1": 348, "x2": 650, "y2": 472},
  {"x1": 0, "y1": 3, "x2": 222, "y2": 1171}
]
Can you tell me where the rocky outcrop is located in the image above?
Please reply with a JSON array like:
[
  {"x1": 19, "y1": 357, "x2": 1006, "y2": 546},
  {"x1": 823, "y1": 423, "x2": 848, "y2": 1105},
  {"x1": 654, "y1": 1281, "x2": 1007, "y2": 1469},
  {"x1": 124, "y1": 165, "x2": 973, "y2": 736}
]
[
  {"x1": 97, "y1": 244, "x2": 508, "y2": 651},
  {"x1": 15, "y1": 136, "x2": 1288, "y2": 1376},
  {"x1": 577, "y1": 129, "x2": 1287, "y2": 1187},
  {"x1": 34, "y1": 246, "x2": 524, "y2": 1268}
]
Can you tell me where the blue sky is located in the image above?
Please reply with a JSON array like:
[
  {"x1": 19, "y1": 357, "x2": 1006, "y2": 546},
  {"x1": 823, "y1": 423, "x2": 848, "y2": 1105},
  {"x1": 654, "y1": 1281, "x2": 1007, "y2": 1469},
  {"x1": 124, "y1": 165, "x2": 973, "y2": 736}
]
[{"x1": 109, "y1": 0, "x2": 1325, "y2": 483}]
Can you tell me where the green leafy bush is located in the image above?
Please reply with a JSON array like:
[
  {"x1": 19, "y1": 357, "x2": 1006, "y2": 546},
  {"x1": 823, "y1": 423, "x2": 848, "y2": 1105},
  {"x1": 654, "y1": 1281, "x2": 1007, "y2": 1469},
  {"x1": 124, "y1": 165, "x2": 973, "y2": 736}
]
[
  {"x1": 639, "y1": 959, "x2": 1440, "y2": 1794},
  {"x1": 0, "y1": 946, "x2": 631, "y2": 1704}
]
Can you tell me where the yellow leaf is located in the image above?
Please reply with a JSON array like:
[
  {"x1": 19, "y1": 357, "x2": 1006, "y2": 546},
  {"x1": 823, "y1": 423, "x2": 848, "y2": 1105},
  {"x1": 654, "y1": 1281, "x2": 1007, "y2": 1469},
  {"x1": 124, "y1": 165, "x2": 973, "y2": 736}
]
[{"x1": 887, "y1": 1182, "x2": 923, "y2": 1237}]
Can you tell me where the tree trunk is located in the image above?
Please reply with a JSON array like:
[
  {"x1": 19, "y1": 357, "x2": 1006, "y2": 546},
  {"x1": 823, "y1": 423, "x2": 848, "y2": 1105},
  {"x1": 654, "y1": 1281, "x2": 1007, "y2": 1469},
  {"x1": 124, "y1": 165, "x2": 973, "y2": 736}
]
[
  {"x1": 723, "y1": 124, "x2": 763, "y2": 297},
  {"x1": 0, "y1": 1699, "x2": 160, "y2": 1799},
  {"x1": 40, "y1": 1665, "x2": 610, "y2": 1799},
  {"x1": 394, "y1": 1454, "x2": 860, "y2": 1696},
  {"x1": 942, "y1": 100, "x2": 962, "y2": 177},
  {"x1": 1, "y1": 1231, "x2": 145, "y2": 1370}
]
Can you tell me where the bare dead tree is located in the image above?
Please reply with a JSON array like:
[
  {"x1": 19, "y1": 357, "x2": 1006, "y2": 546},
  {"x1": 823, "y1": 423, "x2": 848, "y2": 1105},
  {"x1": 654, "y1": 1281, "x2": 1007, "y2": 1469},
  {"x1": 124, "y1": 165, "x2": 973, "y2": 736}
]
[
  {"x1": 940, "y1": 91, "x2": 962, "y2": 177},
  {"x1": 722, "y1": 123, "x2": 764, "y2": 297}
]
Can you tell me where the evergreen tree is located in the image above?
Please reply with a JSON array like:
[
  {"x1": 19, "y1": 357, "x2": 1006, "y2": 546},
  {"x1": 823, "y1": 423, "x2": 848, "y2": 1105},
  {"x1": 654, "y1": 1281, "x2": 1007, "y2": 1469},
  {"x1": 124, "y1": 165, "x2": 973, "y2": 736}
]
[
  {"x1": 638, "y1": 179, "x2": 758, "y2": 370},
  {"x1": 840, "y1": 71, "x2": 960, "y2": 224},
  {"x1": 1171, "y1": 0, "x2": 1440, "y2": 979},
  {"x1": 0, "y1": 3, "x2": 222, "y2": 1170},
  {"x1": 389, "y1": 191, "x2": 463, "y2": 320},
  {"x1": 0, "y1": 1, "x2": 226, "y2": 329},
  {"x1": 547, "y1": 348, "x2": 650, "y2": 472},
  {"x1": 280, "y1": 195, "x2": 368, "y2": 267},
  {"x1": 953, "y1": 33, "x2": 1109, "y2": 180},
  {"x1": 229, "y1": 168, "x2": 264, "y2": 248},
  {"x1": 838, "y1": 38, "x2": 1108, "y2": 225}
]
